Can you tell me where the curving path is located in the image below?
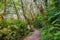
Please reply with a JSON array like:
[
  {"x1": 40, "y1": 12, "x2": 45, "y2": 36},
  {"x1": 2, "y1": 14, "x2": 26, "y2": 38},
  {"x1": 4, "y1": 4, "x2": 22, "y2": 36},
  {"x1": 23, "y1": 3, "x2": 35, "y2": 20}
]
[{"x1": 24, "y1": 29, "x2": 41, "y2": 40}]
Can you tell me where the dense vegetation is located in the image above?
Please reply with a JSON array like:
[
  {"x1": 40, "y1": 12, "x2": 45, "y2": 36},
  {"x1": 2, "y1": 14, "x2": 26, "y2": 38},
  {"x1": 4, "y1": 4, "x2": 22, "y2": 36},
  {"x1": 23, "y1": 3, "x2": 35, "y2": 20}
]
[
  {"x1": 0, "y1": 19, "x2": 31, "y2": 40},
  {"x1": 0, "y1": 0, "x2": 60, "y2": 40}
]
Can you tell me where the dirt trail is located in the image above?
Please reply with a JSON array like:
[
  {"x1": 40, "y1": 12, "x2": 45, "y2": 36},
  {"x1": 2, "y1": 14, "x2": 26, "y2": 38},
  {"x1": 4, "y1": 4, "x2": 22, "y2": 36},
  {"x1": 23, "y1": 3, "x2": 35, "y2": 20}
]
[{"x1": 24, "y1": 29, "x2": 41, "y2": 40}]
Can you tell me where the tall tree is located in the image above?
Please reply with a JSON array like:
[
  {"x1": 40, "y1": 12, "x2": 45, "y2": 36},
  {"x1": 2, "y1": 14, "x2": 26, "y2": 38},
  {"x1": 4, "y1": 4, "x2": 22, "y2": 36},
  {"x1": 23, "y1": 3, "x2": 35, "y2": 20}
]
[
  {"x1": 4, "y1": 0, "x2": 6, "y2": 14},
  {"x1": 34, "y1": 0, "x2": 48, "y2": 25},
  {"x1": 45, "y1": 0, "x2": 48, "y2": 9},
  {"x1": 20, "y1": 0, "x2": 34, "y2": 30},
  {"x1": 12, "y1": 0, "x2": 20, "y2": 20}
]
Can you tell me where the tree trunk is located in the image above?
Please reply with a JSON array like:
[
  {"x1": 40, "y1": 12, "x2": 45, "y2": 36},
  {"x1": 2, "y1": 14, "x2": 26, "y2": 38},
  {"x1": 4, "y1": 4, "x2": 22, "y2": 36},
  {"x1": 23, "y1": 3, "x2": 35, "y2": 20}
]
[
  {"x1": 12, "y1": 0, "x2": 20, "y2": 20},
  {"x1": 34, "y1": 1, "x2": 48, "y2": 25},
  {"x1": 20, "y1": 0, "x2": 34, "y2": 30}
]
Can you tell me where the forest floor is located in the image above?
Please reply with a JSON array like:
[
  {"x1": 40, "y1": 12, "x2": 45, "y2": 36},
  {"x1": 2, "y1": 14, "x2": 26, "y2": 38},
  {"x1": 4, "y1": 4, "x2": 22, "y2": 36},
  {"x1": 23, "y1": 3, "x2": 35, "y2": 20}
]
[{"x1": 24, "y1": 29, "x2": 41, "y2": 40}]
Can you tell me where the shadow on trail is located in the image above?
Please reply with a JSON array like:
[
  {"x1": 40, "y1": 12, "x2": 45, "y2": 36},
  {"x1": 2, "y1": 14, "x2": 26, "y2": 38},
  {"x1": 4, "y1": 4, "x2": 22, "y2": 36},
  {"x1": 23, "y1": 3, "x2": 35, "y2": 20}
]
[{"x1": 24, "y1": 29, "x2": 41, "y2": 40}]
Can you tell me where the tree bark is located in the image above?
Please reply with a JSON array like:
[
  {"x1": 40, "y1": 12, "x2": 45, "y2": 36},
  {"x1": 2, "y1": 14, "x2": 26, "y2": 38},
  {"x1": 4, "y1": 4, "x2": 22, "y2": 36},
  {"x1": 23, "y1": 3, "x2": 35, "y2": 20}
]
[
  {"x1": 4, "y1": 0, "x2": 6, "y2": 14},
  {"x1": 45, "y1": 0, "x2": 48, "y2": 9},
  {"x1": 12, "y1": 0, "x2": 20, "y2": 20},
  {"x1": 20, "y1": 0, "x2": 33, "y2": 30},
  {"x1": 34, "y1": 1, "x2": 48, "y2": 25}
]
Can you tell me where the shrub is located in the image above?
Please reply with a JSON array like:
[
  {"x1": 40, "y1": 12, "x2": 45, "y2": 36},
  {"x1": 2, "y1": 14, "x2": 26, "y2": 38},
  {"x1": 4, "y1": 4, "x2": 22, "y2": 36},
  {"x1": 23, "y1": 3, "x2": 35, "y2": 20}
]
[
  {"x1": 41, "y1": 25, "x2": 60, "y2": 40},
  {"x1": 0, "y1": 19, "x2": 31, "y2": 40}
]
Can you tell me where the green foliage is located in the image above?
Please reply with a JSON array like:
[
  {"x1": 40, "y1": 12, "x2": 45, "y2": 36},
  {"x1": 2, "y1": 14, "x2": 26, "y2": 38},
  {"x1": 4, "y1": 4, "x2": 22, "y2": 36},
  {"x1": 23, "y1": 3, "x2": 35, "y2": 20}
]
[
  {"x1": 0, "y1": 0, "x2": 3, "y2": 11},
  {"x1": 40, "y1": 2, "x2": 60, "y2": 40},
  {"x1": 54, "y1": 0, "x2": 60, "y2": 9},
  {"x1": 0, "y1": 19, "x2": 31, "y2": 40},
  {"x1": 41, "y1": 25, "x2": 60, "y2": 40},
  {"x1": 32, "y1": 1, "x2": 60, "y2": 39},
  {"x1": 0, "y1": 0, "x2": 60, "y2": 40},
  {"x1": 49, "y1": 13, "x2": 60, "y2": 24},
  {"x1": 33, "y1": 17, "x2": 43, "y2": 29}
]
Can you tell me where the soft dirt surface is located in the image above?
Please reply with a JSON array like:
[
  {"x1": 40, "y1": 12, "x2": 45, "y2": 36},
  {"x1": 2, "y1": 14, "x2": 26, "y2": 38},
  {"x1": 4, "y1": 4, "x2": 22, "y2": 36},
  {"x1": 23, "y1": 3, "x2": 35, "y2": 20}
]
[{"x1": 24, "y1": 29, "x2": 41, "y2": 40}]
